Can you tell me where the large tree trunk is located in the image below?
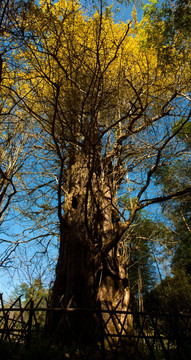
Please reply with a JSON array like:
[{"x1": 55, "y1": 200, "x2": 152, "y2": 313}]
[
  {"x1": 46, "y1": 224, "x2": 98, "y2": 343},
  {"x1": 45, "y1": 154, "x2": 130, "y2": 343}
]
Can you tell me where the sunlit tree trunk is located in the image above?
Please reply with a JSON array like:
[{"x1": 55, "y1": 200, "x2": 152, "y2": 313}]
[{"x1": 46, "y1": 151, "x2": 130, "y2": 343}]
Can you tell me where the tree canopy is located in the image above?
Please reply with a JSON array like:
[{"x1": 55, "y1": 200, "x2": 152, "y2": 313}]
[{"x1": 6, "y1": 0, "x2": 190, "y2": 233}]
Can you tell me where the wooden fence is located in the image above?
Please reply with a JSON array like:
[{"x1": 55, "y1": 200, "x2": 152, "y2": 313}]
[{"x1": 0, "y1": 294, "x2": 191, "y2": 359}]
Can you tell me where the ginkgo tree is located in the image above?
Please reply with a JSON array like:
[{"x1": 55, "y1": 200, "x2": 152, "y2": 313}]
[{"x1": 2, "y1": 0, "x2": 191, "y2": 342}]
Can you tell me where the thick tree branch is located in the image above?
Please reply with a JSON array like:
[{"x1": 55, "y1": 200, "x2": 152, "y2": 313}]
[{"x1": 139, "y1": 187, "x2": 191, "y2": 209}]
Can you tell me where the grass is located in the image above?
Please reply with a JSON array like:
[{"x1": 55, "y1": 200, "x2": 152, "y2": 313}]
[{"x1": 0, "y1": 337, "x2": 191, "y2": 360}]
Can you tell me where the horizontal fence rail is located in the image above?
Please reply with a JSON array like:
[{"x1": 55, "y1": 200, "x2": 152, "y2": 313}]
[{"x1": 0, "y1": 294, "x2": 191, "y2": 359}]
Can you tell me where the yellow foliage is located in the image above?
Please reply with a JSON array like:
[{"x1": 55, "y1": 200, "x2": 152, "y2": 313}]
[{"x1": 6, "y1": 0, "x2": 190, "y2": 131}]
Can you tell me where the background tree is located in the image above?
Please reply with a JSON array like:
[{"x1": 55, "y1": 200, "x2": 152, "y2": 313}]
[
  {"x1": 143, "y1": 0, "x2": 191, "y2": 63},
  {"x1": 145, "y1": 115, "x2": 191, "y2": 313},
  {"x1": 0, "y1": 0, "x2": 34, "y2": 271},
  {"x1": 155, "y1": 122, "x2": 191, "y2": 276},
  {"x1": 145, "y1": 270, "x2": 191, "y2": 313},
  {"x1": 118, "y1": 195, "x2": 171, "y2": 311},
  {"x1": 10, "y1": 278, "x2": 48, "y2": 305},
  {"x1": 126, "y1": 214, "x2": 162, "y2": 311}
]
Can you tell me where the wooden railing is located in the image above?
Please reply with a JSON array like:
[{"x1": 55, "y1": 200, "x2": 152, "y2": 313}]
[{"x1": 0, "y1": 294, "x2": 191, "y2": 359}]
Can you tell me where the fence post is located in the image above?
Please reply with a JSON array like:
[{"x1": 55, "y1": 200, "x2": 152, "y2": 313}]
[
  {"x1": 0, "y1": 293, "x2": 11, "y2": 342},
  {"x1": 174, "y1": 313, "x2": 182, "y2": 357},
  {"x1": 26, "y1": 300, "x2": 34, "y2": 347},
  {"x1": 99, "y1": 303, "x2": 106, "y2": 360}
]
